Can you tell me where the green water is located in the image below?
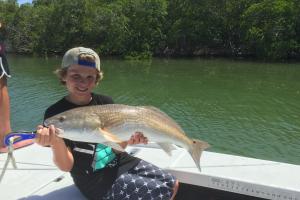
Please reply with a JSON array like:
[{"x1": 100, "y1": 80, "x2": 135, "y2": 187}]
[{"x1": 6, "y1": 55, "x2": 300, "y2": 165}]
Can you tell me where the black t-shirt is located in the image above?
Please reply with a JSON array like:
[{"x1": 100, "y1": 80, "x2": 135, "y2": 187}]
[{"x1": 44, "y1": 93, "x2": 140, "y2": 199}]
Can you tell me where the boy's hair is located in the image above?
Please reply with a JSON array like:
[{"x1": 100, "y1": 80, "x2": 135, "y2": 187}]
[{"x1": 55, "y1": 53, "x2": 104, "y2": 85}]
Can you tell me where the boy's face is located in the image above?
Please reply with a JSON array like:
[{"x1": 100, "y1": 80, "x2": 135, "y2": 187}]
[{"x1": 63, "y1": 64, "x2": 98, "y2": 98}]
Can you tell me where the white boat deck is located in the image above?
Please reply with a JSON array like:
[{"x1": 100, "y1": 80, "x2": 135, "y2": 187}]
[{"x1": 0, "y1": 143, "x2": 299, "y2": 200}]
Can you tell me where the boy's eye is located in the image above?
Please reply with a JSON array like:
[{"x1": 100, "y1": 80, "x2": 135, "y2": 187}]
[
  {"x1": 71, "y1": 74, "x2": 81, "y2": 80},
  {"x1": 69, "y1": 74, "x2": 96, "y2": 82},
  {"x1": 87, "y1": 76, "x2": 96, "y2": 81}
]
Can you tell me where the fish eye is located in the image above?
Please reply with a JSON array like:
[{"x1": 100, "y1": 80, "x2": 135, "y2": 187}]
[{"x1": 59, "y1": 116, "x2": 66, "y2": 122}]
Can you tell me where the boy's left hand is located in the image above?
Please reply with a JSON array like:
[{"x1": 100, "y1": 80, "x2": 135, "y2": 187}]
[
  {"x1": 128, "y1": 131, "x2": 148, "y2": 145},
  {"x1": 116, "y1": 131, "x2": 148, "y2": 150}
]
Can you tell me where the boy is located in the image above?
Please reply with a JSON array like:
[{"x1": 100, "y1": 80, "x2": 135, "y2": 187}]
[{"x1": 35, "y1": 47, "x2": 179, "y2": 200}]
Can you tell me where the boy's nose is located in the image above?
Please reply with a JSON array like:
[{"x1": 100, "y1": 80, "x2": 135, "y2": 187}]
[{"x1": 77, "y1": 77, "x2": 89, "y2": 85}]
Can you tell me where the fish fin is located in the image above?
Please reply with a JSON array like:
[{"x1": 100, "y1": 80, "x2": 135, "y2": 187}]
[
  {"x1": 189, "y1": 139, "x2": 210, "y2": 172},
  {"x1": 141, "y1": 106, "x2": 171, "y2": 119},
  {"x1": 157, "y1": 143, "x2": 176, "y2": 156},
  {"x1": 140, "y1": 106, "x2": 186, "y2": 134},
  {"x1": 141, "y1": 106, "x2": 162, "y2": 112},
  {"x1": 99, "y1": 128, "x2": 123, "y2": 143},
  {"x1": 103, "y1": 142, "x2": 125, "y2": 152}
]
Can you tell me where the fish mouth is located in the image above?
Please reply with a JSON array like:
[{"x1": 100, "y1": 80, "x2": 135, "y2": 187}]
[{"x1": 43, "y1": 120, "x2": 49, "y2": 127}]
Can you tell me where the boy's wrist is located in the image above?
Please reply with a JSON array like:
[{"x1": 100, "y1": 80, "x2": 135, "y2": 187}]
[
  {"x1": 51, "y1": 137, "x2": 65, "y2": 149},
  {"x1": 119, "y1": 141, "x2": 128, "y2": 149}
]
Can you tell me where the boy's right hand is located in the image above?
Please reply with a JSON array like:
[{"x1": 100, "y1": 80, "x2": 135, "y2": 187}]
[{"x1": 35, "y1": 125, "x2": 59, "y2": 147}]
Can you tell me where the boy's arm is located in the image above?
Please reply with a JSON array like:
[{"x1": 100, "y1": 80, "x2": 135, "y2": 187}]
[
  {"x1": 51, "y1": 138, "x2": 74, "y2": 171},
  {"x1": 36, "y1": 125, "x2": 74, "y2": 172}
]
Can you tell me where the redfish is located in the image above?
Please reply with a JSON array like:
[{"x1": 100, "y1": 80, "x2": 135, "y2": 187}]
[{"x1": 44, "y1": 104, "x2": 210, "y2": 171}]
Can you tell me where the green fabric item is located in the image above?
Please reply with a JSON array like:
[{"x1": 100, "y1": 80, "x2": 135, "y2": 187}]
[{"x1": 94, "y1": 144, "x2": 116, "y2": 171}]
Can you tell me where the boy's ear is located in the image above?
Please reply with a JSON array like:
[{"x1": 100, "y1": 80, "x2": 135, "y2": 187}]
[{"x1": 62, "y1": 76, "x2": 67, "y2": 82}]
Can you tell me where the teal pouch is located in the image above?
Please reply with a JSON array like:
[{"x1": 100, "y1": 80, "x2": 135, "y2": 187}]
[{"x1": 93, "y1": 144, "x2": 116, "y2": 171}]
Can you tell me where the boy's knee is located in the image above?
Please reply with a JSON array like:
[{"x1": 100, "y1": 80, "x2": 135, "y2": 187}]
[{"x1": 170, "y1": 180, "x2": 179, "y2": 200}]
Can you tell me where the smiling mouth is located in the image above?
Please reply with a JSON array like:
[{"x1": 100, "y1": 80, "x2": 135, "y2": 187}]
[{"x1": 76, "y1": 87, "x2": 88, "y2": 92}]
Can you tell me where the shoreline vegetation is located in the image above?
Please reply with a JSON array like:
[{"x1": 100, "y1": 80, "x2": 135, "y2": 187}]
[{"x1": 1, "y1": 0, "x2": 300, "y2": 61}]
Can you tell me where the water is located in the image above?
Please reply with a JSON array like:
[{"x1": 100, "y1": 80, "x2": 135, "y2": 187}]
[{"x1": 6, "y1": 55, "x2": 300, "y2": 165}]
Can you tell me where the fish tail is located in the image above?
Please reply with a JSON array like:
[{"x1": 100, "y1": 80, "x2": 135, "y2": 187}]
[{"x1": 189, "y1": 139, "x2": 210, "y2": 172}]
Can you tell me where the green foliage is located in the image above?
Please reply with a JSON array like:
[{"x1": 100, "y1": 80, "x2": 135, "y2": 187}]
[
  {"x1": 0, "y1": 0, "x2": 18, "y2": 41},
  {"x1": 124, "y1": 51, "x2": 152, "y2": 60},
  {"x1": 121, "y1": 0, "x2": 167, "y2": 56},
  {"x1": 9, "y1": 4, "x2": 35, "y2": 53},
  {"x1": 242, "y1": 0, "x2": 298, "y2": 59},
  {"x1": 0, "y1": 0, "x2": 299, "y2": 60},
  {"x1": 167, "y1": 0, "x2": 218, "y2": 54}
]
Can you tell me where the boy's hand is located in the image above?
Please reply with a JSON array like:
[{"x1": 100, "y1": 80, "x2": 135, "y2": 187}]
[
  {"x1": 35, "y1": 125, "x2": 59, "y2": 146},
  {"x1": 117, "y1": 131, "x2": 148, "y2": 150},
  {"x1": 127, "y1": 131, "x2": 148, "y2": 145}
]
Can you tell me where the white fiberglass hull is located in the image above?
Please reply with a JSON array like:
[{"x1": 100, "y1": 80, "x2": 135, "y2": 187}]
[{"x1": 0, "y1": 143, "x2": 299, "y2": 200}]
